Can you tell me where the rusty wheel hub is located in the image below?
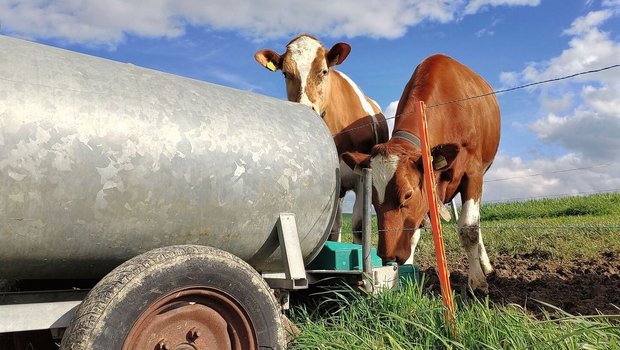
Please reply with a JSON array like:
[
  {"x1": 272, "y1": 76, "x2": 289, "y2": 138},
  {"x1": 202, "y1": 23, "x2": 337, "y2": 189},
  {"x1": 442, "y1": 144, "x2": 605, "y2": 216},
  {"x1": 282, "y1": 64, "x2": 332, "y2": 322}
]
[{"x1": 123, "y1": 287, "x2": 256, "y2": 350}]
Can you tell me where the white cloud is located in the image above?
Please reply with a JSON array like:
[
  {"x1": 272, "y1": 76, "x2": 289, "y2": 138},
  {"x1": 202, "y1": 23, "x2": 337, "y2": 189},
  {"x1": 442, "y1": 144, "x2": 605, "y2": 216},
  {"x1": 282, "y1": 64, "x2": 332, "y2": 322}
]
[
  {"x1": 475, "y1": 27, "x2": 495, "y2": 37},
  {"x1": 485, "y1": 7, "x2": 620, "y2": 202},
  {"x1": 520, "y1": 10, "x2": 620, "y2": 162},
  {"x1": 465, "y1": 0, "x2": 540, "y2": 15},
  {"x1": 475, "y1": 17, "x2": 502, "y2": 37},
  {"x1": 529, "y1": 92, "x2": 620, "y2": 161},
  {"x1": 383, "y1": 100, "x2": 399, "y2": 136},
  {"x1": 563, "y1": 10, "x2": 611, "y2": 36},
  {"x1": 0, "y1": 1, "x2": 186, "y2": 47},
  {"x1": 516, "y1": 10, "x2": 620, "y2": 85},
  {"x1": 484, "y1": 153, "x2": 620, "y2": 202},
  {"x1": 499, "y1": 71, "x2": 519, "y2": 87},
  {"x1": 539, "y1": 92, "x2": 574, "y2": 114},
  {"x1": 0, "y1": 0, "x2": 540, "y2": 47}
]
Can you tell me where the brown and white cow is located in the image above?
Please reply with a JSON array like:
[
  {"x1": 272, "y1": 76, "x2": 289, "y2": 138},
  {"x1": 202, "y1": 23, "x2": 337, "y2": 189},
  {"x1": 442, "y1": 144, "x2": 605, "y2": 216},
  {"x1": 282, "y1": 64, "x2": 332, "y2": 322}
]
[
  {"x1": 342, "y1": 54, "x2": 500, "y2": 291},
  {"x1": 255, "y1": 34, "x2": 389, "y2": 242}
]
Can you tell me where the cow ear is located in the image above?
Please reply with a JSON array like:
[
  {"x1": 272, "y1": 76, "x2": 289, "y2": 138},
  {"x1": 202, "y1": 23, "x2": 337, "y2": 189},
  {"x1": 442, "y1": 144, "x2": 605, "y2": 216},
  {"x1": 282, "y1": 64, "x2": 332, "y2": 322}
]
[
  {"x1": 326, "y1": 43, "x2": 351, "y2": 67},
  {"x1": 254, "y1": 49, "x2": 283, "y2": 72},
  {"x1": 431, "y1": 144, "x2": 459, "y2": 170},
  {"x1": 341, "y1": 152, "x2": 370, "y2": 174},
  {"x1": 412, "y1": 157, "x2": 425, "y2": 174}
]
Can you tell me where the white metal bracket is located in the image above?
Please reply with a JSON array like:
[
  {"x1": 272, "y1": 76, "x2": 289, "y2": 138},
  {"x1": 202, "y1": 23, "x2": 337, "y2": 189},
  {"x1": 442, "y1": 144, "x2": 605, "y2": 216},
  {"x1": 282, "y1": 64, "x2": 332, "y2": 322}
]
[{"x1": 263, "y1": 213, "x2": 308, "y2": 290}]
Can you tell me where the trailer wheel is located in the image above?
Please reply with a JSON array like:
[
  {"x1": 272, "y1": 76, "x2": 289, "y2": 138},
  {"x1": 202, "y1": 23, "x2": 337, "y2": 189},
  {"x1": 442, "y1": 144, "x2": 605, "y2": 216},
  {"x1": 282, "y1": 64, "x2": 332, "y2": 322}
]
[{"x1": 60, "y1": 245, "x2": 286, "y2": 350}]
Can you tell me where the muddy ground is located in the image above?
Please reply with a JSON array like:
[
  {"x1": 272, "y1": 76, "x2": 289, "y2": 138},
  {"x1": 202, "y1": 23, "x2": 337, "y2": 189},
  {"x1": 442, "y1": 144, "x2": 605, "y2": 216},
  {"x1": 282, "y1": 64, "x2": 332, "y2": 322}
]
[{"x1": 422, "y1": 251, "x2": 620, "y2": 316}]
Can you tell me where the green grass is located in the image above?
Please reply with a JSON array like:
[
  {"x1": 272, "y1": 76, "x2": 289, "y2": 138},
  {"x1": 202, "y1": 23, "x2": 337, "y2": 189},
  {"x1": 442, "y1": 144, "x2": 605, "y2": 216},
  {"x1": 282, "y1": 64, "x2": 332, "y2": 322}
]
[
  {"x1": 290, "y1": 282, "x2": 620, "y2": 349},
  {"x1": 480, "y1": 193, "x2": 620, "y2": 221},
  {"x1": 339, "y1": 192, "x2": 620, "y2": 263},
  {"x1": 289, "y1": 193, "x2": 620, "y2": 349}
]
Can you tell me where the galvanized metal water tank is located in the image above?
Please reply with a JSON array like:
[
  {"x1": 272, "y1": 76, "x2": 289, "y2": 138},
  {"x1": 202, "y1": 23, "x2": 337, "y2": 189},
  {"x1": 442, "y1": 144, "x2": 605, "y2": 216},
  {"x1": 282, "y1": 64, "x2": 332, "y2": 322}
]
[{"x1": 0, "y1": 35, "x2": 339, "y2": 279}]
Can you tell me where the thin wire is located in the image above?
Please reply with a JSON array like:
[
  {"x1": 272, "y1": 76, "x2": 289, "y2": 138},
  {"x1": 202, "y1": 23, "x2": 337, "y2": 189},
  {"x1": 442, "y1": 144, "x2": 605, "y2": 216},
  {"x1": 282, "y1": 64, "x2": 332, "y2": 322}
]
[
  {"x1": 478, "y1": 225, "x2": 620, "y2": 230},
  {"x1": 484, "y1": 188, "x2": 620, "y2": 203},
  {"x1": 484, "y1": 163, "x2": 618, "y2": 183},
  {"x1": 426, "y1": 64, "x2": 620, "y2": 108},
  {"x1": 346, "y1": 189, "x2": 620, "y2": 235},
  {"x1": 350, "y1": 225, "x2": 620, "y2": 235},
  {"x1": 333, "y1": 63, "x2": 620, "y2": 137},
  {"x1": 337, "y1": 65, "x2": 620, "y2": 235}
]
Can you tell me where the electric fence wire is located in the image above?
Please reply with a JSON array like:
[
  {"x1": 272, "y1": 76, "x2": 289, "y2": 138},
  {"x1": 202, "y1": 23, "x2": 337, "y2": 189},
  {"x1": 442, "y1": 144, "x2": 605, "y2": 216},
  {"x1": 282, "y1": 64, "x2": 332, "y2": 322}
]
[
  {"x1": 334, "y1": 63, "x2": 620, "y2": 136},
  {"x1": 334, "y1": 63, "x2": 620, "y2": 202}
]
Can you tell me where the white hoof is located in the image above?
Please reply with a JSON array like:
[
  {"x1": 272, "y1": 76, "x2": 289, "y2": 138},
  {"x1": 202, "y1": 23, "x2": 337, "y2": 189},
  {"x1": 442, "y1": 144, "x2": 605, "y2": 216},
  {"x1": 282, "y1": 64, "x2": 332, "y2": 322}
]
[{"x1": 481, "y1": 260, "x2": 494, "y2": 276}]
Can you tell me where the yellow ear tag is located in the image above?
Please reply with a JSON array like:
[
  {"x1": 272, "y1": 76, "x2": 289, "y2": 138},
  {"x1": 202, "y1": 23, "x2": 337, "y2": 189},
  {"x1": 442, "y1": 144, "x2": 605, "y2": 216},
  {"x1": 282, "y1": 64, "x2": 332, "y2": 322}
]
[{"x1": 266, "y1": 61, "x2": 277, "y2": 72}]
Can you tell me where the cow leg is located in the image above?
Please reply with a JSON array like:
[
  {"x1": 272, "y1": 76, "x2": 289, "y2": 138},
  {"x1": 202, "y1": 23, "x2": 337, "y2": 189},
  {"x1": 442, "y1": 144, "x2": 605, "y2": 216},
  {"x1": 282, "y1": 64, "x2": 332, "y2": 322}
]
[
  {"x1": 351, "y1": 177, "x2": 363, "y2": 244},
  {"x1": 478, "y1": 232, "x2": 493, "y2": 275},
  {"x1": 329, "y1": 198, "x2": 343, "y2": 242},
  {"x1": 457, "y1": 197, "x2": 492, "y2": 292},
  {"x1": 404, "y1": 228, "x2": 421, "y2": 265}
]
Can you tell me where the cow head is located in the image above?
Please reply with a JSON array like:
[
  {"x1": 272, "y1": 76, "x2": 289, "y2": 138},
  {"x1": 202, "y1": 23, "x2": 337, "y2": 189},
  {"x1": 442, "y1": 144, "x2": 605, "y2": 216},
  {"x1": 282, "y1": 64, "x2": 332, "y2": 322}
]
[
  {"x1": 254, "y1": 35, "x2": 350, "y2": 117},
  {"x1": 342, "y1": 142, "x2": 459, "y2": 265}
]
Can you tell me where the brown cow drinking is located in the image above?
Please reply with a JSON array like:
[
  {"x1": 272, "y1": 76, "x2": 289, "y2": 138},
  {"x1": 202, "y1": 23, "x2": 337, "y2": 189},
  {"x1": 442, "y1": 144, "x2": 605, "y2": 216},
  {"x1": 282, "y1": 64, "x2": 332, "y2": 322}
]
[
  {"x1": 342, "y1": 54, "x2": 501, "y2": 292},
  {"x1": 255, "y1": 35, "x2": 389, "y2": 242}
]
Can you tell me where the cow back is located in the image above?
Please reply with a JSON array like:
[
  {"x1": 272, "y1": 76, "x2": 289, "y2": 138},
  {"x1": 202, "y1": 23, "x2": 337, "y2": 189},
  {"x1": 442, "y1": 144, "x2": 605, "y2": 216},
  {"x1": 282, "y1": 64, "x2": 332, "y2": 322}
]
[{"x1": 395, "y1": 54, "x2": 501, "y2": 170}]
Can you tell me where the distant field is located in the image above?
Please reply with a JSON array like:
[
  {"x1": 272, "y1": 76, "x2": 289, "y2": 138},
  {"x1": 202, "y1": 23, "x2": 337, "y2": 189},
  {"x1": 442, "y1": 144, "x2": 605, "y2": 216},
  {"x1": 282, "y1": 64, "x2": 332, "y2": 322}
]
[
  {"x1": 339, "y1": 192, "x2": 620, "y2": 263},
  {"x1": 290, "y1": 193, "x2": 620, "y2": 349}
]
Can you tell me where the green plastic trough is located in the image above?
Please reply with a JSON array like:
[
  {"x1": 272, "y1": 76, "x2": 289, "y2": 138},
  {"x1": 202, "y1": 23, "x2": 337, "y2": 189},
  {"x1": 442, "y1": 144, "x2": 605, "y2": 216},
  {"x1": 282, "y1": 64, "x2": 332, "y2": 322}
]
[{"x1": 306, "y1": 241, "x2": 419, "y2": 286}]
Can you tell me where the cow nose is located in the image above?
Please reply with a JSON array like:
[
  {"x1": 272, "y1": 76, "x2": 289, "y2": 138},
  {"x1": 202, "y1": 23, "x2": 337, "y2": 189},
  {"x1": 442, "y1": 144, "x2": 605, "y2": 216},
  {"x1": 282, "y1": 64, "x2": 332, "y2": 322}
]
[{"x1": 382, "y1": 257, "x2": 397, "y2": 266}]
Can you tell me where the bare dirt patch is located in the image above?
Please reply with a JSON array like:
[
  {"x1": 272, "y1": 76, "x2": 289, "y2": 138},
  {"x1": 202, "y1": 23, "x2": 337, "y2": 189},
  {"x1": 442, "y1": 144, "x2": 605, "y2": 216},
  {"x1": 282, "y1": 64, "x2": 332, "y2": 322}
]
[{"x1": 422, "y1": 251, "x2": 620, "y2": 316}]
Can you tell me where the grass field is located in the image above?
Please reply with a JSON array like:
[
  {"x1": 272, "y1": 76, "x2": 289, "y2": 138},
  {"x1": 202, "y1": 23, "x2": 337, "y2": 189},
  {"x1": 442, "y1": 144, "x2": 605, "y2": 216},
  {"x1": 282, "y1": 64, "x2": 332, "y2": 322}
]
[
  {"x1": 289, "y1": 192, "x2": 620, "y2": 349},
  {"x1": 340, "y1": 192, "x2": 620, "y2": 264}
]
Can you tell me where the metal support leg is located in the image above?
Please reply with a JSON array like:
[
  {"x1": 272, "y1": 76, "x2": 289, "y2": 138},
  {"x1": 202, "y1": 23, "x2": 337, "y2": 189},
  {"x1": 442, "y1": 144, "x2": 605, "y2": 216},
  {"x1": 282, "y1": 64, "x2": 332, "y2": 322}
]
[
  {"x1": 277, "y1": 213, "x2": 307, "y2": 285},
  {"x1": 263, "y1": 213, "x2": 308, "y2": 290},
  {"x1": 362, "y1": 168, "x2": 373, "y2": 291}
]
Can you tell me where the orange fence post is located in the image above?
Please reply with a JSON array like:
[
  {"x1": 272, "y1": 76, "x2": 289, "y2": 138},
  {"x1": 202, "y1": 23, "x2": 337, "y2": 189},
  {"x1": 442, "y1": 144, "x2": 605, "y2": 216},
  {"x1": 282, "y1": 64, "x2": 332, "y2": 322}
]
[{"x1": 416, "y1": 101, "x2": 455, "y2": 320}]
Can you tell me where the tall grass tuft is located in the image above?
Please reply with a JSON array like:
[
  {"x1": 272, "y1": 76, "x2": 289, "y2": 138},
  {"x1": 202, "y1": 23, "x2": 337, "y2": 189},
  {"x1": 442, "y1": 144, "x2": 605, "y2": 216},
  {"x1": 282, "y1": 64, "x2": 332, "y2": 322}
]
[
  {"x1": 289, "y1": 283, "x2": 620, "y2": 349},
  {"x1": 296, "y1": 193, "x2": 620, "y2": 348}
]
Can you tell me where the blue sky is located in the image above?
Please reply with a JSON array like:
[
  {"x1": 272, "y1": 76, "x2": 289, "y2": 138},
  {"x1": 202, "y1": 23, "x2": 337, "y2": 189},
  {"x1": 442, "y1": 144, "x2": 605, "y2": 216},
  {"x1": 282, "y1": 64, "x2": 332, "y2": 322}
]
[{"x1": 2, "y1": 0, "x2": 619, "y2": 207}]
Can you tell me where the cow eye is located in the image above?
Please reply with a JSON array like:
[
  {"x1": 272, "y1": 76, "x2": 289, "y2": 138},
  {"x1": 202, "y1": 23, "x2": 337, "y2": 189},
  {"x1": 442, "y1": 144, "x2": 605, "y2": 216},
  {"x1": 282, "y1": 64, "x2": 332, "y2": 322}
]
[
  {"x1": 322, "y1": 69, "x2": 328, "y2": 76},
  {"x1": 400, "y1": 190, "x2": 414, "y2": 208}
]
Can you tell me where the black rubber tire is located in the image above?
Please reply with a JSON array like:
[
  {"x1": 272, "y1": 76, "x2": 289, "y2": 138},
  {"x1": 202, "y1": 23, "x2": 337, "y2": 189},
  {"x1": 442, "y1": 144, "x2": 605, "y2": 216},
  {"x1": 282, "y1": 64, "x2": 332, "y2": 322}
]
[{"x1": 60, "y1": 245, "x2": 285, "y2": 350}]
